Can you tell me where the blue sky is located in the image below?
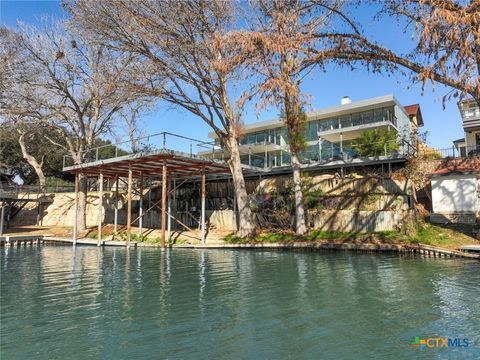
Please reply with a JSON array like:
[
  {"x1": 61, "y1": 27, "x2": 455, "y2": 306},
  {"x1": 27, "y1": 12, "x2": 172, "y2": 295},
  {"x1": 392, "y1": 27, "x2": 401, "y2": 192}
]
[{"x1": 0, "y1": 0, "x2": 465, "y2": 148}]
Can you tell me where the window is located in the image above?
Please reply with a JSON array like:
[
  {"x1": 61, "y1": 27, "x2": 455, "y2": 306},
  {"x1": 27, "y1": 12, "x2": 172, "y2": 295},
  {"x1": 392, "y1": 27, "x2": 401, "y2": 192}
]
[
  {"x1": 339, "y1": 114, "x2": 352, "y2": 128},
  {"x1": 256, "y1": 132, "x2": 265, "y2": 144},
  {"x1": 463, "y1": 102, "x2": 480, "y2": 118},
  {"x1": 306, "y1": 121, "x2": 318, "y2": 141},
  {"x1": 361, "y1": 110, "x2": 374, "y2": 124},
  {"x1": 351, "y1": 112, "x2": 362, "y2": 126}
]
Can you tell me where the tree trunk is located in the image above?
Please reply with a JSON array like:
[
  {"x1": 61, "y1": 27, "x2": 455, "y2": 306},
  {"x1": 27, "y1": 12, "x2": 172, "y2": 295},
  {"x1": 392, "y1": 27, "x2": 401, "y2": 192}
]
[
  {"x1": 77, "y1": 173, "x2": 88, "y2": 232},
  {"x1": 226, "y1": 137, "x2": 256, "y2": 237},
  {"x1": 291, "y1": 152, "x2": 307, "y2": 235},
  {"x1": 18, "y1": 132, "x2": 46, "y2": 192}
]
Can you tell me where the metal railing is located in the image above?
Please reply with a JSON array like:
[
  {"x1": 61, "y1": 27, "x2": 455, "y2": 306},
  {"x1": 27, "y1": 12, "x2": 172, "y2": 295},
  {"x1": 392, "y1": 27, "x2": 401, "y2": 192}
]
[
  {"x1": 419, "y1": 145, "x2": 480, "y2": 159},
  {"x1": 63, "y1": 132, "x2": 216, "y2": 168},
  {"x1": 208, "y1": 138, "x2": 419, "y2": 169}
]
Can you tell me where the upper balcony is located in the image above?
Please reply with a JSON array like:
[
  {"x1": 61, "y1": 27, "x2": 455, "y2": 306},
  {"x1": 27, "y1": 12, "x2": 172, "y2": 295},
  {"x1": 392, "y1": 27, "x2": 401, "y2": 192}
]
[{"x1": 458, "y1": 100, "x2": 480, "y2": 131}]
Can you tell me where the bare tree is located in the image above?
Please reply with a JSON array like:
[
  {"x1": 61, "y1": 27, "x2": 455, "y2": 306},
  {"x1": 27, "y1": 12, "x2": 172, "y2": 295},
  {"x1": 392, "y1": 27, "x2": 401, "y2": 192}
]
[
  {"x1": 118, "y1": 101, "x2": 151, "y2": 153},
  {"x1": 66, "y1": 0, "x2": 257, "y2": 236},
  {"x1": 228, "y1": 0, "x2": 329, "y2": 235},
  {"x1": 17, "y1": 128, "x2": 47, "y2": 191},
  {"x1": 1, "y1": 22, "x2": 147, "y2": 231},
  {"x1": 308, "y1": 0, "x2": 480, "y2": 106}
]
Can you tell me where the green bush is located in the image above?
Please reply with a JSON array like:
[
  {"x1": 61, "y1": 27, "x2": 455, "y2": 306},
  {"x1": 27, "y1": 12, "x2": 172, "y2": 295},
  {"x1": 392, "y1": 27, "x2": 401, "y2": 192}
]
[{"x1": 350, "y1": 128, "x2": 399, "y2": 157}]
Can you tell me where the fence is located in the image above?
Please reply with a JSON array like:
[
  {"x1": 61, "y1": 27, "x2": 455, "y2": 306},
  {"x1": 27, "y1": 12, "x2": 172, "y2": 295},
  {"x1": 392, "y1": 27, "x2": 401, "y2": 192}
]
[{"x1": 420, "y1": 145, "x2": 480, "y2": 159}]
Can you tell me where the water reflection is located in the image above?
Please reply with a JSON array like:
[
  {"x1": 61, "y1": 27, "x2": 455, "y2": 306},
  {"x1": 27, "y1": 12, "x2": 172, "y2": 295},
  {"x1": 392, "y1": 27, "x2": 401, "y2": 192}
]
[{"x1": 1, "y1": 247, "x2": 479, "y2": 360}]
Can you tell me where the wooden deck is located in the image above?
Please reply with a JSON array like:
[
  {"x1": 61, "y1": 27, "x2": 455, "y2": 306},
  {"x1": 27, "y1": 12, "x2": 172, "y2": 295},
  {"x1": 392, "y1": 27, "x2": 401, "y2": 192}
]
[
  {"x1": 459, "y1": 245, "x2": 480, "y2": 254},
  {"x1": 0, "y1": 235, "x2": 137, "y2": 247}
]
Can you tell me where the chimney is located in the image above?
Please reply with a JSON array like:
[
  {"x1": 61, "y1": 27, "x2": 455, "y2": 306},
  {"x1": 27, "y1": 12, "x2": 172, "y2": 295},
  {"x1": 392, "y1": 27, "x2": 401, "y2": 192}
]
[{"x1": 341, "y1": 96, "x2": 351, "y2": 105}]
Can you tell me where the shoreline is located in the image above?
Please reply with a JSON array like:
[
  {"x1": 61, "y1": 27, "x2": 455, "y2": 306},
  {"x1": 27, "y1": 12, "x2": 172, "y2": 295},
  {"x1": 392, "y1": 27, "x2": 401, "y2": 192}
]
[{"x1": 2, "y1": 234, "x2": 479, "y2": 259}]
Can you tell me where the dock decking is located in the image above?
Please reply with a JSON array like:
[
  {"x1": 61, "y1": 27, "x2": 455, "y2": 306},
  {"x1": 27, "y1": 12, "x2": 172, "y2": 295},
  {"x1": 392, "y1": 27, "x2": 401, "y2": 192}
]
[
  {"x1": 0, "y1": 235, "x2": 137, "y2": 247},
  {"x1": 1, "y1": 235, "x2": 478, "y2": 259}
]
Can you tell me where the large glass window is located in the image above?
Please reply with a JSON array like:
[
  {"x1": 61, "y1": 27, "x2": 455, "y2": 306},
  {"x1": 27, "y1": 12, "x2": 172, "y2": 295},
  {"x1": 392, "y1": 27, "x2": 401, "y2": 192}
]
[
  {"x1": 374, "y1": 108, "x2": 389, "y2": 122},
  {"x1": 306, "y1": 121, "x2": 318, "y2": 141},
  {"x1": 351, "y1": 112, "x2": 362, "y2": 126},
  {"x1": 361, "y1": 110, "x2": 374, "y2": 124},
  {"x1": 256, "y1": 132, "x2": 265, "y2": 144},
  {"x1": 339, "y1": 114, "x2": 352, "y2": 128},
  {"x1": 462, "y1": 102, "x2": 480, "y2": 118},
  {"x1": 318, "y1": 118, "x2": 339, "y2": 131}
]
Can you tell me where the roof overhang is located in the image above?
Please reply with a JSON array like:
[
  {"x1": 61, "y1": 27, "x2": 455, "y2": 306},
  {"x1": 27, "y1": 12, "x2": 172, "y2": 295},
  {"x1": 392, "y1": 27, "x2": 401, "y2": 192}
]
[
  {"x1": 63, "y1": 149, "x2": 236, "y2": 179},
  {"x1": 209, "y1": 94, "x2": 404, "y2": 139}
]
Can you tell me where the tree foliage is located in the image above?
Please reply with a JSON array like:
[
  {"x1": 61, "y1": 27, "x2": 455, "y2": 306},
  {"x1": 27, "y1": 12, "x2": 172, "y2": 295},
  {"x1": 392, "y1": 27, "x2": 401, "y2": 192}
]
[
  {"x1": 350, "y1": 128, "x2": 399, "y2": 157},
  {"x1": 309, "y1": 0, "x2": 480, "y2": 105}
]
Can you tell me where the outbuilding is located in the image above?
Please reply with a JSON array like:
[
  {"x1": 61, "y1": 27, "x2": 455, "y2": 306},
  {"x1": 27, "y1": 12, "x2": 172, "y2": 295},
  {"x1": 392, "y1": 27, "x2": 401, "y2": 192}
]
[{"x1": 430, "y1": 167, "x2": 480, "y2": 224}]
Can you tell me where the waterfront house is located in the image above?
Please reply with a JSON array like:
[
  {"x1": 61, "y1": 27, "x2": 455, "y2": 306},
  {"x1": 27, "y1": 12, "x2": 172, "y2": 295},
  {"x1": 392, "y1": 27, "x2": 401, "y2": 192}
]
[
  {"x1": 203, "y1": 95, "x2": 422, "y2": 171},
  {"x1": 453, "y1": 99, "x2": 480, "y2": 156}
]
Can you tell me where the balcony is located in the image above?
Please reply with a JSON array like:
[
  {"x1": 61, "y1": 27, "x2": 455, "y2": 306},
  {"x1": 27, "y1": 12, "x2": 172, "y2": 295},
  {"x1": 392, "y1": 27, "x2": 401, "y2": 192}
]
[{"x1": 459, "y1": 101, "x2": 480, "y2": 131}]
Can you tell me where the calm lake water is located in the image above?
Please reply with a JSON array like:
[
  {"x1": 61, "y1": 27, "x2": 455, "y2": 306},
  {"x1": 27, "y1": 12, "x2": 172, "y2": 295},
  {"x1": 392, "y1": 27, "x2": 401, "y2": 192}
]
[{"x1": 1, "y1": 246, "x2": 479, "y2": 359}]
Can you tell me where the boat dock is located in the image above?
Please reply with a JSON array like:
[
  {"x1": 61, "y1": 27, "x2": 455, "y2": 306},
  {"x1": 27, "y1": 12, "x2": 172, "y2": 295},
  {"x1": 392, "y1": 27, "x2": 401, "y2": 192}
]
[
  {"x1": 1, "y1": 235, "x2": 478, "y2": 259},
  {"x1": 459, "y1": 245, "x2": 480, "y2": 254},
  {"x1": 0, "y1": 235, "x2": 137, "y2": 247}
]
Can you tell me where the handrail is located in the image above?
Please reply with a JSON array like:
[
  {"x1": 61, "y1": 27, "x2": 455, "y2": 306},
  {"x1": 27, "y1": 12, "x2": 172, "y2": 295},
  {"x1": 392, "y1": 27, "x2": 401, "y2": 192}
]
[{"x1": 63, "y1": 131, "x2": 216, "y2": 168}]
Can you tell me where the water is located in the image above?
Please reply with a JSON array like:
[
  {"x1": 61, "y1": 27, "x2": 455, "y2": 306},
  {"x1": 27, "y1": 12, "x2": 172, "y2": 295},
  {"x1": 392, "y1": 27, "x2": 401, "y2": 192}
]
[{"x1": 1, "y1": 247, "x2": 479, "y2": 360}]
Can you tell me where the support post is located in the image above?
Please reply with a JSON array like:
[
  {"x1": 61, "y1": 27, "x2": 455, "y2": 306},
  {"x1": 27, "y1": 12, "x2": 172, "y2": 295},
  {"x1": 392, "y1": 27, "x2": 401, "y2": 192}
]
[
  {"x1": 97, "y1": 171, "x2": 103, "y2": 246},
  {"x1": 264, "y1": 144, "x2": 267, "y2": 169},
  {"x1": 172, "y1": 177, "x2": 176, "y2": 233},
  {"x1": 114, "y1": 175, "x2": 119, "y2": 237},
  {"x1": 340, "y1": 133, "x2": 343, "y2": 154},
  {"x1": 148, "y1": 185, "x2": 152, "y2": 228},
  {"x1": 232, "y1": 189, "x2": 237, "y2": 232},
  {"x1": 167, "y1": 178, "x2": 172, "y2": 242},
  {"x1": 201, "y1": 169, "x2": 206, "y2": 244},
  {"x1": 126, "y1": 165, "x2": 133, "y2": 248},
  {"x1": 161, "y1": 159, "x2": 167, "y2": 248},
  {"x1": 318, "y1": 137, "x2": 322, "y2": 162},
  {"x1": 139, "y1": 171, "x2": 144, "y2": 237},
  {"x1": 0, "y1": 201, "x2": 5, "y2": 236},
  {"x1": 73, "y1": 172, "x2": 78, "y2": 245}
]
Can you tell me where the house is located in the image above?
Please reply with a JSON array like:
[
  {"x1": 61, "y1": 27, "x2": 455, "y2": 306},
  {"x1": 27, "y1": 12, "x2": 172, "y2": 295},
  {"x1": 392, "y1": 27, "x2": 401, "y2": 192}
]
[
  {"x1": 403, "y1": 103, "x2": 424, "y2": 133},
  {"x1": 454, "y1": 99, "x2": 480, "y2": 156},
  {"x1": 430, "y1": 167, "x2": 480, "y2": 224},
  {"x1": 204, "y1": 95, "x2": 422, "y2": 170}
]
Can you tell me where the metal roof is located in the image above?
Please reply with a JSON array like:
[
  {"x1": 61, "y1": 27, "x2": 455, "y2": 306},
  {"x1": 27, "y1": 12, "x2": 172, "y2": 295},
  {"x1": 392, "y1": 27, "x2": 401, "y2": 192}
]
[{"x1": 63, "y1": 149, "x2": 236, "y2": 179}]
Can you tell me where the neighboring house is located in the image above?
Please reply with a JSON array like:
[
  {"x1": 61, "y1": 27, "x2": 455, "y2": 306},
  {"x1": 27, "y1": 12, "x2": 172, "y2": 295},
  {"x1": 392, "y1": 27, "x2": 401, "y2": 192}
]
[
  {"x1": 430, "y1": 167, "x2": 480, "y2": 224},
  {"x1": 204, "y1": 94, "x2": 422, "y2": 170},
  {"x1": 454, "y1": 99, "x2": 480, "y2": 156},
  {"x1": 453, "y1": 138, "x2": 468, "y2": 157},
  {"x1": 403, "y1": 103, "x2": 424, "y2": 134}
]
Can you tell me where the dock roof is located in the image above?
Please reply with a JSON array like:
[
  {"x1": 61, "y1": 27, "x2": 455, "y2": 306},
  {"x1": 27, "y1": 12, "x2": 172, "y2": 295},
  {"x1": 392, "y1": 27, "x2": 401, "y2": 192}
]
[{"x1": 63, "y1": 149, "x2": 233, "y2": 179}]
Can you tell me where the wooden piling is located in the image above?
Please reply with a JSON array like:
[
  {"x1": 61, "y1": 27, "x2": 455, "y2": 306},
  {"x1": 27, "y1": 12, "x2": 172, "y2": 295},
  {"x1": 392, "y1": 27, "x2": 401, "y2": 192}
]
[
  {"x1": 126, "y1": 165, "x2": 133, "y2": 248},
  {"x1": 201, "y1": 170, "x2": 206, "y2": 245},
  {"x1": 114, "y1": 175, "x2": 119, "y2": 237},
  {"x1": 167, "y1": 177, "x2": 171, "y2": 243},
  {"x1": 97, "y1": 171, "x2": 103, "y2": 246},
  {"x1": 161, "y1": 159, "x2": 167, "y2": 248},
  {"x1": 139, "y1": 171, "x2": 144, "y2": 237},
  {"x1": 73, "y1": 173, "x2": 78, "y2": 245}
]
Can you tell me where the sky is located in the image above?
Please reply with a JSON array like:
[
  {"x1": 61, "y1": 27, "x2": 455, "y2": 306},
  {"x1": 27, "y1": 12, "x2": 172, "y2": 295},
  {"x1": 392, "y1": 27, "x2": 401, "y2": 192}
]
[{"x1": 0, "y1": 0, "x2": 466, "y2": 149}]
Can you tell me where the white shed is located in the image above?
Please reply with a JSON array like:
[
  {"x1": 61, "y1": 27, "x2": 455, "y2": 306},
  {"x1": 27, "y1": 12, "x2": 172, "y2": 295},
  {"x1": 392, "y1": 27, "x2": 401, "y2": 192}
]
[{"x1": 430, "y1": 167, "x2": 480, "y2": 224}]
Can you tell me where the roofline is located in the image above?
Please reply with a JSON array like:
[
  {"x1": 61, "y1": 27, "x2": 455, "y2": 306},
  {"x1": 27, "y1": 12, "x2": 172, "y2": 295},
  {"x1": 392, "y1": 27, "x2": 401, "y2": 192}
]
[{"x1": 209, "y1": 94, "x2": 407, "y2": 139}]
